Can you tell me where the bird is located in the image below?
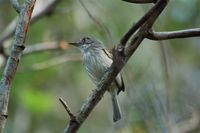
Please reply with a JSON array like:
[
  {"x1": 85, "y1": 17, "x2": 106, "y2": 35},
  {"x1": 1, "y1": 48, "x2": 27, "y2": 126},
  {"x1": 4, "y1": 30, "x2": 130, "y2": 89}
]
[{"x1": 69, "y1": 37, "x2": 125, "y2": 122}]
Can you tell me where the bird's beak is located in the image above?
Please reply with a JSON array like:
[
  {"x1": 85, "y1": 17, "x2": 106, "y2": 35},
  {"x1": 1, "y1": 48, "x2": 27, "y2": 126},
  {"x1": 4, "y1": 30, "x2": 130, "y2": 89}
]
[{"x1": 69, "y1": 42, "x2": 79, "y2": 47}]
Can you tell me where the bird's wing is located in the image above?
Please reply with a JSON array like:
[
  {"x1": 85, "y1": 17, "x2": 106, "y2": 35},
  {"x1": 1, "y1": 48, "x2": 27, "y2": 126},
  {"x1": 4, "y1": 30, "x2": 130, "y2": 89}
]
[
  {"x1": 102, "y1": 48, "x2": 125, "y2": 94},
  {"x1": 102, "y1": 48, "x2": 113, "y2": 59},
  {"x1": 115, "y1": 74, "x2": 125, "y2": 94}
]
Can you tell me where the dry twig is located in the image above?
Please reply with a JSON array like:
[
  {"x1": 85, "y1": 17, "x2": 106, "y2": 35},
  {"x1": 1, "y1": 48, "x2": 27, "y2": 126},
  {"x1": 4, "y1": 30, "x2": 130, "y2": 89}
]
[{"x1": 59, "y1": 97, "x2": 75, "y2": 120}]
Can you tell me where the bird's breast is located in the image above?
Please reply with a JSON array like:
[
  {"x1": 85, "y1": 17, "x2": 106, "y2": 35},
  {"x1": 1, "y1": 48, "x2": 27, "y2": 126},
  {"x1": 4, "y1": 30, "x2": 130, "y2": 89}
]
[{"x1": 83, "y1": 50, "x2": 112, "y2": 84}]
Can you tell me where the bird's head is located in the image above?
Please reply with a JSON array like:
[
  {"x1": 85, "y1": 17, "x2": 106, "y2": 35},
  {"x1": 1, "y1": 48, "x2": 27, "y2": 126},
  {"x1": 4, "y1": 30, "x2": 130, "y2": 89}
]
[{"x1": 69, "y1": 37, "x2": 102, "y2": 52}]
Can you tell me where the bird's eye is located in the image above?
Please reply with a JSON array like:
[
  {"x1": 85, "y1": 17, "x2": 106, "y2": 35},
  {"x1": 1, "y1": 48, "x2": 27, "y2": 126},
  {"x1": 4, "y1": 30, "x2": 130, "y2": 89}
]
[
  {"x1": 82, "y1": 37, "x2": 92, "y2": 44},
  {"x1": 81, "y1": 37, "x2": 87, "y2": 43},
  {"x1": 82, "y1": 38, "x2": 86, "y2": 42}
]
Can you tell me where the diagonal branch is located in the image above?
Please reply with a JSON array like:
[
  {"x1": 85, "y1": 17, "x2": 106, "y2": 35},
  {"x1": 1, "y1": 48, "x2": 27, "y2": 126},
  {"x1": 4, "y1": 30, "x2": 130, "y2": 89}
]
[
  {"x1": 120, "y1": 0, "x2": 168, "y2": 47},
  {"x1": 124, "y1": 0, "x2": 168, "y2": 56},
  {"x1": 143, "y1": 0, "x2": 168, "y2": 28},
  {"x1": 0, "y1": 0, "x2": 36, "y2": 132}
]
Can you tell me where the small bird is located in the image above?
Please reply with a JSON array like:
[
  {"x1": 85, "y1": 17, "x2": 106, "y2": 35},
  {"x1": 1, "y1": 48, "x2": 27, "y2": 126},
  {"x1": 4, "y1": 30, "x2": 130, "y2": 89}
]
[{"x1": 69, "y1": 37, "x2": 125, "y2": 122}]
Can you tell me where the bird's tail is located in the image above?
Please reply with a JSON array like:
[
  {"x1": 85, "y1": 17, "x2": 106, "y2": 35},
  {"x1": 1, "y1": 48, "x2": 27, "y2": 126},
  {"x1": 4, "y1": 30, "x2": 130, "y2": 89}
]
[{"x1": 110, "y1": 90, "x2": 121, "y2": 122}]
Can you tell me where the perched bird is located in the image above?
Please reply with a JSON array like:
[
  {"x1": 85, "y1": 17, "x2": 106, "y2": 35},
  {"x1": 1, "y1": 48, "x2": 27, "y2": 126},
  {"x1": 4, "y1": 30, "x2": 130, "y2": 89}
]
[{"x1": 69, "y1": 37, "x2": 125, "y2": 122}]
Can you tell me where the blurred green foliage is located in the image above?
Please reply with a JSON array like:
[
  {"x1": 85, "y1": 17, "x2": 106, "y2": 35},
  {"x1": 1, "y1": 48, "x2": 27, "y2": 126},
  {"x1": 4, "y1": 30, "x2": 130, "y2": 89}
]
[
  {"x1": 0, "y1": 0, "x2": 200, "y2": 133},
  {"x1": 20, "y1": 88, "x2": 54, "y2": 113}
]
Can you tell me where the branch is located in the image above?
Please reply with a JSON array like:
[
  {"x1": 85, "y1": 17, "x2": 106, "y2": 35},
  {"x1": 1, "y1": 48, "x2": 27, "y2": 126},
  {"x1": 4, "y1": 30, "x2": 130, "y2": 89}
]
[
  {"x1": 0, "y1": 0, "x2": 36, "y2": 132},
  {"x1": 64, "y1": 0, "x2": 169, "y2": 132},
  {"x1": 59, "y1": 97, "x2": 75, "y2": 120},
  {"x1": 146, "y1": 28, "x2": 200, "y2": 40},
  {"x1": 122, "y1": 0, "x2": 157, "y2": 4},
  {"x1": 120, "y1": 0, "x2": 168, "y2": 47},
  {"x1": 65, "y1": 67, "x2": 119, "y2": 133},
  {"x1": 124, "y1": 0, "x2": 168, "y2": 57},
  {"x1": 0, "y1": 0, "x2": 62, "y2": 45},
  {"x1": 11, "y1": 0, "x2": 21, "y2": 13}
]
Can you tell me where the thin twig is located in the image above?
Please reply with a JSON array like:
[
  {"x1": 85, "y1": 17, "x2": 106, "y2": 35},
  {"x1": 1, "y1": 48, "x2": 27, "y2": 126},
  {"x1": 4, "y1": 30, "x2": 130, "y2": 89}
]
[{"x1": 59, "y1": 97, "x2": 75, "y2": 120}]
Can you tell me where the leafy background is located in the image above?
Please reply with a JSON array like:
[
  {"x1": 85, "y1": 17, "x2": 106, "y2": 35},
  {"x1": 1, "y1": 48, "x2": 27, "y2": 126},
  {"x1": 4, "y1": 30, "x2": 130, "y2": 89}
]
[{"x1": 0, "y1": 0, "x2": 200, "y2": 133}]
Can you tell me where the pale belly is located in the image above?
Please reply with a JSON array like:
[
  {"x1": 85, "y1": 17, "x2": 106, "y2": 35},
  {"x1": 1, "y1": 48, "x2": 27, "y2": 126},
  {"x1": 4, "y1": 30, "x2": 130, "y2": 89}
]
[{"x1": 83, "y1": 51, "x2": 112, "y2": 85}]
